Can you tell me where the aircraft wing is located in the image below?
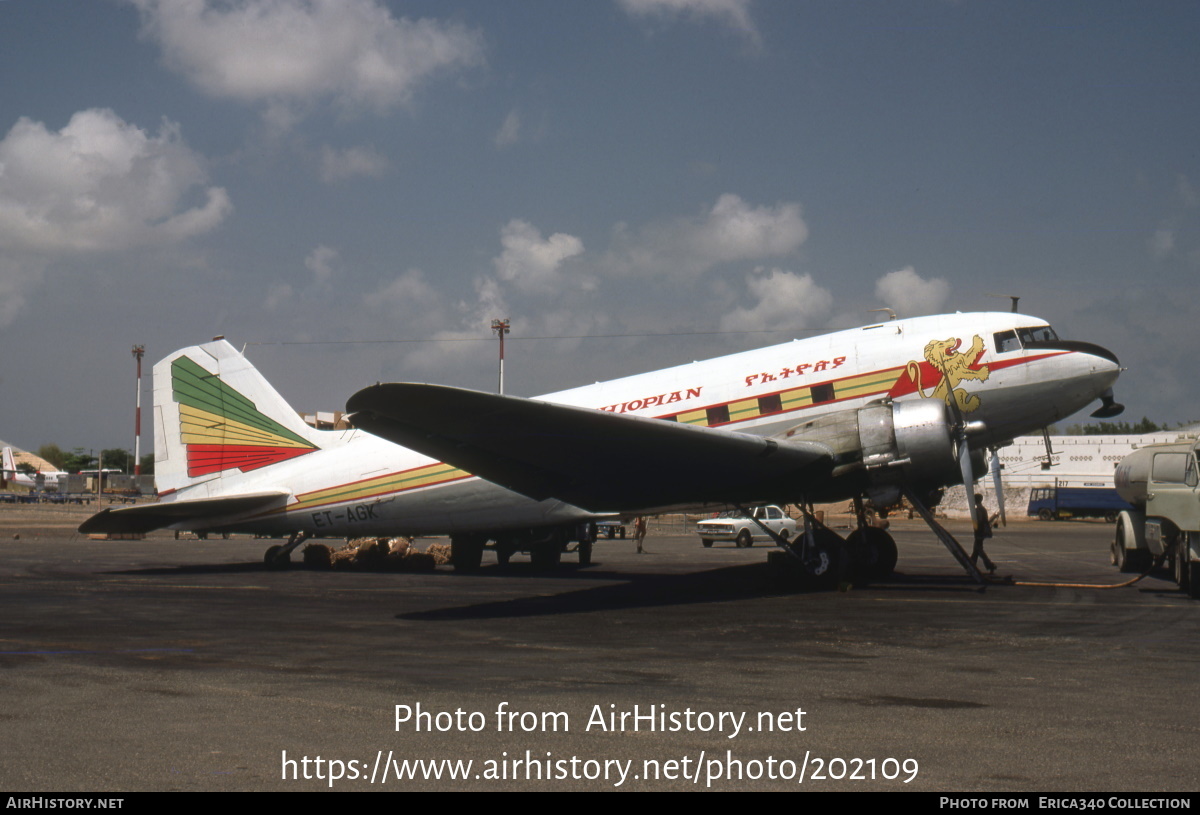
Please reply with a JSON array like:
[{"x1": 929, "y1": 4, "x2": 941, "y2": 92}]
[
  {"x1": 346, "y1": 384, "x2": 833, "y2": 512},
  {"x1": 78, "y1": 490, "x2": 290, "y2": 535}
]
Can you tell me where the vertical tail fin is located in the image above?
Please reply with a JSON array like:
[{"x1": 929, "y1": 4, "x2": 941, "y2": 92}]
[
  {"x1": 1, "y1": 447, "x2": 15, "y2": 478},
  {"x1": 154, "y1": 340, "x2": 328, "y2": 495}
]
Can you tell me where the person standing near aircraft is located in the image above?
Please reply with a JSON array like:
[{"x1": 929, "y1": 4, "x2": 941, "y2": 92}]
[
  {"x1": 971, "y1": 494, "x2": 997, "y2": 574},
  {"x1": 633, "y1": 516, "x2": 647, "y2": 554}
]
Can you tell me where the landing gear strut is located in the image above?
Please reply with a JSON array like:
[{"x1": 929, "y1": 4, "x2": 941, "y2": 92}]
[{"x1": 901, "y1": 485, "x2": 985, "y2": 586}]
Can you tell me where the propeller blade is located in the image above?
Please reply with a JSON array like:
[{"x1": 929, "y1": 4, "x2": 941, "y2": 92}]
[
  {"x1": 990, "y1": 448, "x2": 1006, "y2": 527},
  {"x1": 945, "y1": 397, "x2": 981, "y2": 531},
  {"x1": 959, "y1": 434, "x2": 980, "y2": 531}
]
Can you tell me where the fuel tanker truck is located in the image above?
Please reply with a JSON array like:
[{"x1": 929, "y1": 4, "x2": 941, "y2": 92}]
[{"x1": 1112, "y1": 437, "x2": 1200, "y2": 598}]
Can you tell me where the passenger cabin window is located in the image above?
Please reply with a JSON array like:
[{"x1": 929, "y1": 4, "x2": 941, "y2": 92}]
[
  {"x1": 706, "y1": 405, "x2": 730, "y2": 425},
  {"x1": 758, "y1": 393, "x2": 782, "y2": 415}
]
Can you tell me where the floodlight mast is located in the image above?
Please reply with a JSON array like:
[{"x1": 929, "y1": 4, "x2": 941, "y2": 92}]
[
  {"x1": 132, "y1": 345, "x2": 144, "y2": 477},
  {"x1": 491, "y1": 318, "x2": 510, "y2": 395}
]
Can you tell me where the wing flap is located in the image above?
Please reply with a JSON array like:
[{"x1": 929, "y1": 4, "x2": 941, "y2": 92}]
[
  {"x1": 346, "y1": 384, "x2": 832, "y2": 512},
  {"x1": 78, "y1": 490, "x2": 290, "y2": 534}
]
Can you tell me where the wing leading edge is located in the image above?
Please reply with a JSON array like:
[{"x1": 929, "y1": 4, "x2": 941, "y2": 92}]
[{"x1": 346, "y1": 384, "x2": 833, "y2": 513}]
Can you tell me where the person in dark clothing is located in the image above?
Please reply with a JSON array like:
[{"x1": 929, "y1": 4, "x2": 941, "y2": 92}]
[{"x1": 971, "y1": 493, "x2": 997, "y2": 573}]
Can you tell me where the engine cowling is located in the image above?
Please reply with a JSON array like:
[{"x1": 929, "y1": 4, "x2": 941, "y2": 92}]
[{"x1": 782, "y1": 399, "x2": 983, "y2": 504}]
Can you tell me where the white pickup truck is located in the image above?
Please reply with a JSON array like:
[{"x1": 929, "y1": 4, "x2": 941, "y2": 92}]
[{"x1": 696, "y1": 505, "x2": 797, "y2": 548}]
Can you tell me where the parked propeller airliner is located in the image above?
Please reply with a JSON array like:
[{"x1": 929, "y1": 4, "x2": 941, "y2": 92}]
[
  {"x1": 2, "y1": 447, "x2": 66, "y2": 491},
  {"x1": 80, "y1": 311, "x2": 1122, "y2": 583}
]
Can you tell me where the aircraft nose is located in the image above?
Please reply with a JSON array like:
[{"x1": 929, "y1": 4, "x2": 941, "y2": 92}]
[
  {"x1": 1059, "y1": 341, "x2": 1124, "y2": 417},
  {"x1": 1070, "y1": 340, "x2": 1120, "y2": 369}
]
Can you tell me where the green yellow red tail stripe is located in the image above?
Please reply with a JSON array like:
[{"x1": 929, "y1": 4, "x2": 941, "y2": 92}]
[{"x1": 172, "y1": 356, "x2": 317, "y2": 476}]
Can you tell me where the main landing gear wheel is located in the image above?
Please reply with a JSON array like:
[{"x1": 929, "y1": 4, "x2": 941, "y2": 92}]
[
  {"x1": 769, "y1": 527, "x2": 843, "y2": 591},
  {"x1": 846, "y1": 527, "x2": 898, "y2": 582},
  {"x1": 530, "y1": 543, "x2": 562, "y2": 570},
  {"x1": 578, "y1": 538, "x2": 593, "y2": 566},
  {"x1": 451, "y1": 535, "x2": 486, "y2": 572}
]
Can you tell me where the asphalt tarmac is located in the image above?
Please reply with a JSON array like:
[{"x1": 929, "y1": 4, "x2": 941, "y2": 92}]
[{"x1": 1, "y1": 514, "x2": 1197, "y2": 792}]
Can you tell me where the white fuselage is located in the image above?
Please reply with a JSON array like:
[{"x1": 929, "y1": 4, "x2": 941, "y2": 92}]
[{"x1": 172, "y1": 312, "x2": 1121, "y2": 537}]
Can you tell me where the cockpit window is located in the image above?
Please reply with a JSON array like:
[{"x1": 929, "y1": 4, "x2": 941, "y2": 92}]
[
  {"x1": 1018, "y1": 325, "x2": 1058, "y2": 344},
  {"x1": 993, "y1": 330, "x2": 1019, "y2": 353},
  {"x1": 993, "y1": 325, "x2": 1059, "y2": 353}
]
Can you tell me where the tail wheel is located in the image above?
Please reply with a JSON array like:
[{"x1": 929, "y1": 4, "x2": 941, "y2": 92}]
[{"x1": 263, "y1": 544, "x2": 290, "y2": 569}]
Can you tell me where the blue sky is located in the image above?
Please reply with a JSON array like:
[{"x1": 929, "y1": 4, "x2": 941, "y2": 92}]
[{"x1": 1, "y1": 0, "x2": 1198, "y2": 453}]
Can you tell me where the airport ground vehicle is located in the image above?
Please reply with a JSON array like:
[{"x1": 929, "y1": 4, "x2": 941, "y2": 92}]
[
  {"x1": 597, "y1": 520, "x2": 626, "y2": 539},
  {"x1": 1112, "y1": 438, "x2": 1200, "y2": 597},
  {"x1": 1027, "y1": 486, "x2": 1132, "y2": 522},
  {"x1": 696, "y1": 505, "x2": 796, "y2": 547}
]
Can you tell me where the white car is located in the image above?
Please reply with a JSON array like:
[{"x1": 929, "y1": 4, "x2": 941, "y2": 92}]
[{"x1": 696, "y1": 505, "x2": 797, "y2": 548}]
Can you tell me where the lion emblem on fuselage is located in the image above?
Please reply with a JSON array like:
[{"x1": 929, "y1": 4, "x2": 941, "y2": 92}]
[{"x1": 907, "y1": 335, "x2": 990, "y2": 413}]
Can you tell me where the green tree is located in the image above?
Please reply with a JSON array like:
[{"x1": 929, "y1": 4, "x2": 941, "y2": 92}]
[
  {"x1": 100, "y1": 449, "x2": 133, "y2": 473},
  {"x1": 1066, "y1": 417, "x2": 1166, "y2": 436},
  {"x1": 36, "y1": 443, "x2": 67, "y2": 470},
  {"x1": 62, "y1": 448, "x2": 97, "y2": 473}
]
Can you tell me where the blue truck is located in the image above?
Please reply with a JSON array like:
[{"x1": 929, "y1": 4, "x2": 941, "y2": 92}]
[{"x1": 1027, "y1": 486, "x2": 1134, "y2": 522}]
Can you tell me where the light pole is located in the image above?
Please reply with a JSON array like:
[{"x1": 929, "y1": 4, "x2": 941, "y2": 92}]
[
  {"x1": 491, "y1": 318, "x2": 510, "y2": 395},
  {"x1": 132, "y1": 345, "x2": 144, "y2": 477}
]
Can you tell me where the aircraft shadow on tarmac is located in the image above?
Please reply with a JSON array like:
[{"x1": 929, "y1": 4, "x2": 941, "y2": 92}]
[
  {"x1": 103, "y1": 557, "x2": 985, "y2": 620},
  {"x1": 393, "y1": 563, "x2": 985, "y2": 621}
]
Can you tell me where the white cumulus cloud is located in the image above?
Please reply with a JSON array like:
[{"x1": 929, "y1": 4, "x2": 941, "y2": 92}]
[
  {"x1": 129, "y1": 0, "x2": 485, "y2": 115},
  {"x1": 493, "y1": 219, "x2": 586, "y2": 293},
  {"x1": 494, "y1": 110, "x2": 522, "y2": 148},
  {"x1": 319, "y1": 145, "x2": 390, "y2": 183},
  {"x1": 617, "y1": 0, "x2": 759, "y2": 43},
  {"x1": 0, "y1": 108, "x2": 229, "y2": 254},
  {"x1": 874, "y1": 267, "x2": 950, "y2": 318},
  {"x1": 604, "y1": 193, "x2": 807, "y2": 278},
  {"x1": 719, "y1": 268, "x2": 832, "y2": 334}
]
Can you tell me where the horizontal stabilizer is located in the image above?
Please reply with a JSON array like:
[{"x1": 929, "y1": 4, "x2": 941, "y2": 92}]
[
  {"x1": 347, "y1": 384, "x2": 832, "y2": 512},
  {"x1": 78, "y1": 490, "x2": 290, "y2": 535}
]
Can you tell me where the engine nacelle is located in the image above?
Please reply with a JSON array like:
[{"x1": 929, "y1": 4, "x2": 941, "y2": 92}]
[
  {"x1": 782, "y1": 399, "x2": 983, "y2": 504},
  {"x1": 857, "y1": 399, "x2": 961, "y2": 487}
]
